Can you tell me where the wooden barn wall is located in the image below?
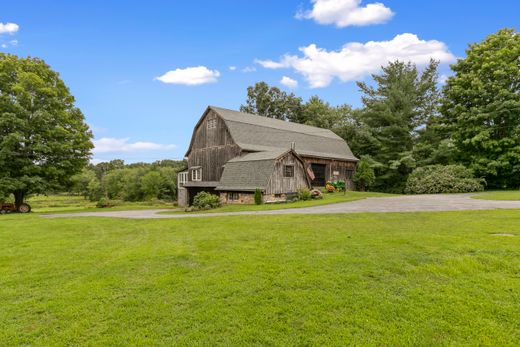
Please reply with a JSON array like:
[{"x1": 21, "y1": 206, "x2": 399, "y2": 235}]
[
  {"x1": 187, "y1": 110, "x2": 241, "y2": 182},
  {"x1": 266, "y1": 154, "x2": 309, "y2": 194},
  {"x1": 302, "y1": 157, "x2": 357, "y2": 183}
]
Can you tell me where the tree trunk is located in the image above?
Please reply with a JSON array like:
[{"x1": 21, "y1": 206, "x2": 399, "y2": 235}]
[{"x1": 14, "y1": 190, "x2": 25, "y2": 210}]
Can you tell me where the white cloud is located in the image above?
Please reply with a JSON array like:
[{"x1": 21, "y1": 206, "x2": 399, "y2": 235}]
[
  {"x1": 0, "y1": 22, "x2": 19, "y2": 34},
  {"x1": 296, "y1": 0, "x2": 394, "y2": 27},
  {"x1": 155, "y1": 66, "x2": 220, "y2": 85},
  {"x1": 241, "y1": 66, "x2": 256, "y2": 73},
  {"x1": 93, "y1": 138, "x2": 176, "y2": 154},
  {"x1": 439, "y1": 74, "x2": 450, "y2": 85},
  {"x1": 228, "y1": 66, "x2": 237, "y2": 71},
  {"x1": 280, "y1": 76, "x2": 298, "y2": 89},
  {"x1": 256, "y1": 33, "x2": 456, "y2": 88}
]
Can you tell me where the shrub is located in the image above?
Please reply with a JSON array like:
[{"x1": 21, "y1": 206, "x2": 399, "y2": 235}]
[
  {"x1": 405, "y1": 165, "x2": 485, "y2": 194},
  {"x1": 354, "y1": 157, "x2": 376, "y2": 191},
  {"x1": 297, "y1": 187, "x2": 312, "y2": 201},
  {"x1": 192, "y1": 191, "x2": 220, "y2": 210},
  {"x1": 96, "y1": 197, "x2": 116, "y2": 208},
  {"x1": 254, "y1": 188, "x2": 262, "y2": 205}
]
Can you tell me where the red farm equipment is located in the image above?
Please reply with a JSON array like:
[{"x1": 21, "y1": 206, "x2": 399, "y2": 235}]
[{"x1": 0, "y1": 202, "x2": 31, "y2": 214}]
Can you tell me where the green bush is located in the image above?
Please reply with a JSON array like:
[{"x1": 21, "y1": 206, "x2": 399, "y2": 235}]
[
  {"x1": 354, "y1": 157, "x2": 376, "y2": 191},
  {"x1": 96, "y1": 197, "x2": 116, "y2": 208},
  {"x1": 192, "y1": 191, "x2": 221, "y2": 210},
  {"x1": 297, "y1": 187, "x2": 312, "y2": 201},
  {"x1": 254, "y1": 188, "x2": 262, "y2": 205},
  {"x1": 405, "y1": 165, "x2": 485, "y2": 194}
]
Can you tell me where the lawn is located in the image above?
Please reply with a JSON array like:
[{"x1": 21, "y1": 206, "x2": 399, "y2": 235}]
[
  {"x1": 25, "y1": 195, "x2": 177, "y2": 213},
  {"x1": 1, "y1": 211, "x2": 519, "y2": 345},
  {"x1": 166, "y1": 191, "x2": 393, "y2": 214},
  {"x1": 472, "y1": 190, "x2": 520, "y2": 201}
]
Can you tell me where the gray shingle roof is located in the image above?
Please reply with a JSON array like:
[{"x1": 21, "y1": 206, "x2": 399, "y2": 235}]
[
  {"x1": 210, "y1": 106, "x2": 358, "y2": 161},
  {"x1": 216, "y1": 159, "x2": 275, "y2": 191}
]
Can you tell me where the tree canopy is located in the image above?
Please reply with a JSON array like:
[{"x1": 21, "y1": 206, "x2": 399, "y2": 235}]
[
  {"x1": 440, "y1": 28, "x2": 520, "y2": 188},
  {"x1": 0, "y1": 54, "x2": 93, "y2": 207}
]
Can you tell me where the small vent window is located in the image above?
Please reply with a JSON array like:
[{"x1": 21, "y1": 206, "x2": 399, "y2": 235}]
[
  {"x1": 229, "y1": 192, "x2": 240, "y2": 201},
  {"x1": 284, "y1": 165, "x2": 294, "y2": 178},
  {"x1": 207, "y1": 118, "x2": 217, "y2": 129}
]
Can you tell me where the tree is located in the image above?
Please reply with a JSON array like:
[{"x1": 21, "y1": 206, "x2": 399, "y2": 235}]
[
  {"x1": 70, "y1": 168, "x2": 97, "y2": 199},
  {"x1": 440, "y1": 28, "x2": 520, "y2": 188},
  {"x1": 357, "y1": 60, "x2": 440, "y2": 192},
  {"x1": 240, "y1": 82, "x2": 303, "y2": 121},
  {"x1": 140, "y1": 171, "x2": 164, "y2": 199},
  {"x1": 0, "y1": 54, "x2": 93, "y2": 208},
  {"x1": 353, "y1": 157, "x2": 376, "y2": 191}
]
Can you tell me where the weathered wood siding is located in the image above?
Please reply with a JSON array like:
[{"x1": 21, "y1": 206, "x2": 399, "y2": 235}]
[
  {"x1": 266, "y1": 153, "x2": 309, "y2": 194},
  {"x1": 187, "y1": 110, "x2": 241, "y2": 182},
  {"x1": 302, "y1": 157, "x2": 356, "y2": 188}
]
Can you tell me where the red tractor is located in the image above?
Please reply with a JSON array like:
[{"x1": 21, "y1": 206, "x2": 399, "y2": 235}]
[{"x1": 0, "y1": 202, "x2": 31, "y2": 214}]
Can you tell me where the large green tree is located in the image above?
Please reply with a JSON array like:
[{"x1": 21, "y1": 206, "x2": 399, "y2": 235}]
[
  {"x1": 240, "y1": 82, "x2": 303, "y2": 122},
  {"x1": 357, "y1": 60, "x2": 441, "y2": 192},
  {"x1": 440, "y1": 28, "x2": 520, "y2": 188},
  {"x1": 0, "y1": 54, "x2": 93, "y2": 208}
]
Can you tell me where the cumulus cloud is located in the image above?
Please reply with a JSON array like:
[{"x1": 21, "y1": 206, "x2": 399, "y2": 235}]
[
  {"x1": 296, "y1": 0, "x2": 394, "y2": 27},
  {"x1": 280, "y1": 76, "x2": 298, "y2": 89},
  {"x1": 93, "y1": 138, "x2": 176, "y2": 154},
  {"x1": 0, "y1": 22, "x2": 19, "y2": 34},
  {"x1": 155, "y1": 66, "x2": 220, "y2": 85},
  {"x1": 256, "y1": 33, "x2": 456, "y2": 88}
]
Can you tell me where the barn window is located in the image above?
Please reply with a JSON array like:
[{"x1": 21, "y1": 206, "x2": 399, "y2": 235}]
[
  {"x1": 178, "y1": 172, "x2": 188, "y2": 185},
  {"x1": 191, "y1": 167, "x2": 202, "y2": 181},
  {"x1": 229, "y1": 192, "x2": 240, "y2": 201},
  {"x1": 345, "y1": 169, "x2": 354, "y2": 179},
  {"x1": 284, "y1": 165, "x2": 294, "y2": 178},
  {"x1": 207, "y1": 118, "x2": 217, "y2": 129}
]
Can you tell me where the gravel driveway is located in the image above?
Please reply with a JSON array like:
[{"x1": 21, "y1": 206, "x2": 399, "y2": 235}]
[{"x1": 41, "y1": 194, "x2": 520, "y2": 219}]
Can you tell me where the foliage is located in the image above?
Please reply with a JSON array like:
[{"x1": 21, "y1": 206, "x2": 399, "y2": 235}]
[
  {"x1": 2, "y1": 211, "x2": 519, "y2": 345},
  {"x1": 325, "y1": 182, "x2": 335, "y2": 192},
  {"x1": 331, "y1": 180, "x2": 346, "y2": 192},
  {"x1": 254, "y1": 188, "x2": 262, "y2": 205},
  {"x1": 354, "y1": 157, "x2": 376, "y2": 191},
  {"x1": 357, "y1": 60, "x2": 441, "y2": 192},
  {"x1": 240, "y1": 82, "x2": 303, "y2": 122},
  {"x1": 0, "y1": 54, "x2": 93, "y2": 207},
  {"x1": 440, "y1": 28, "x2": 520, "y2": 189},
  {"x1": 68, "y1": 159, "x2": 185, "y2": 202},
  {"x1": 405, "y1": 165, "x2": 485, "y2": 194},
  {"x1": 192, "y1": 191, "x2": 220, "y2": 210},
  {"x1": 95, "y1": 197, "x2": 116, "y2": 208},
  {"x1": 297, "y1": 187, "x2": 312, "y2": 201}
]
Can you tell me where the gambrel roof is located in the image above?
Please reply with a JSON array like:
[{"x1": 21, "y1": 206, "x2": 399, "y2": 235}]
[{"x1": 186, "y1": 106, "x2": 358, "y2": 161}]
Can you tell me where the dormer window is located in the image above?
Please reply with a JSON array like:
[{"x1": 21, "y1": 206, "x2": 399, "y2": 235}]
[{"x1": 207, "y1": 118, "x2": 217, "y2": 129}]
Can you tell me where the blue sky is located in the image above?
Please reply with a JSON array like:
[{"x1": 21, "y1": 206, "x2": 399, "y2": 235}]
[{"x1": 2, "y1": 0, "x2": 519, "y2": 163}]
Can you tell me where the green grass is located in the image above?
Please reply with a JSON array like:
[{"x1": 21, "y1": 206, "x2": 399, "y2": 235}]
[
  {"x1": 472, "y1": 190, "x2": 520, "y2": 201},
  {"x1": 25, "y1": 195, "x2": 177, "y2": 213},
  {"x1": 1, "y1": 211, "x2": 519, "y2": 345},
  {"x1": 166, "y1": 191, "x2": 393, "y2": 214}
]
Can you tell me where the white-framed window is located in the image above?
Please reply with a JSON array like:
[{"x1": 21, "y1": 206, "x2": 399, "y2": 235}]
[
  {"x1": 191, "y1": 167, "x2": 202, "y2": 181},
  {"x1": 228, "y1": 192, "x2": 240, "y2": 201},
  {"x1": 178, "y1": 172, "x2": 188, "y2": 185},
  {"x1": 207, "y1": 118, "x2": 217, "y2": 129}
]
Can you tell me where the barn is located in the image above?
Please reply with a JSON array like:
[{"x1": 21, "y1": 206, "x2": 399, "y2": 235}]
[{"x1": 178, "y1": 106, "x2": 358, "y2": 206}]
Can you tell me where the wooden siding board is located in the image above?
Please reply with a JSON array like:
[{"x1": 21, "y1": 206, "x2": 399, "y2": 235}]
[{"x1": 266, "y1": 153, "x2": 309, "y2": 194}]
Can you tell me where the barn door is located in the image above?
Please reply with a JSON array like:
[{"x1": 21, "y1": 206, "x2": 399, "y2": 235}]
[{"x1": 310, "y1": 164, "x2": 326, "y2": 187}]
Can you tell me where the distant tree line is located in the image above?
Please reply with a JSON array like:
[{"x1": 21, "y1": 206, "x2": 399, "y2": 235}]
[
  {"x1": 69, "y1": 159, "x2": 186, "y2": 202},
  {"x1": 241, "y1": 28, "x2": 520, "y2": 193}
]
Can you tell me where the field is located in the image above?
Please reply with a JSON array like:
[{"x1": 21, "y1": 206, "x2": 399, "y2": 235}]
[
  {"x1": 473, "y1": 190, "x2": 520, "y2": 201},
  {"x1": 1, "y1": 210, "x2": 519, "y2": 345},
  {"x1": 25, "y1": 195, "x2": 176, "y2": 213}
]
